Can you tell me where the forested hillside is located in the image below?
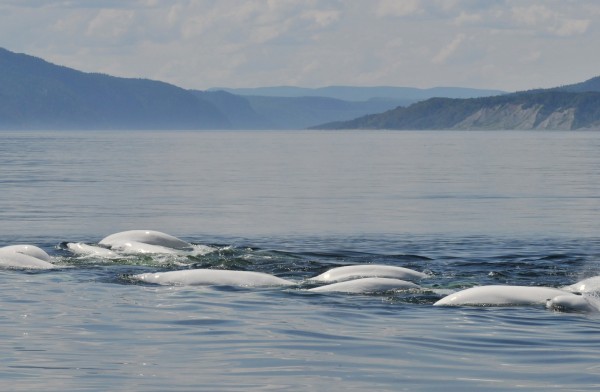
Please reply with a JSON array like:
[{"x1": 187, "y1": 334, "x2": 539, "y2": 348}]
[{"x1": 0, "y1": 48, "x2": 229, "y2": 130}]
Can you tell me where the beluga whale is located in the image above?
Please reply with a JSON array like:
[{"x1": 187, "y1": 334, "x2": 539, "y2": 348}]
[
  {"x1": 562, "y1": 276, "x2": 600, "y2": 294},
  {"x1": 64, "y1": 242, "x2": 119, "y2": 258},
  {"x1": 308, "y1": 277, "x2": 420, "y2": 294},
  {"x1": 64, "y1": 230, "x2": 210, "y2": 258},
  {"x1": 0, "y1": 244, "x2": 56, "y2": 269},
  {"x1": 132, "y1": 269, "x2": 296, "y2": 288},
  {"x1": 99, "y1": 230, "x2": 193, "y2": 253},
  {"x1": 310, "y1": 264, "x2": 428, "y2": 283},
  {"x1": 433, "y1": 285, "x2": 578, "y2": 307},
  {"x1": 546, "y1": 294, "x2": 600, "y2": 313}
]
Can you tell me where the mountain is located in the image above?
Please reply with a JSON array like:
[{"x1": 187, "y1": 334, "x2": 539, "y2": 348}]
[
  {"x1": 9, "y1": 47, "x2": 564, "y2": 131},
  {"x1": 200, "y1": 85, "x2": 507, "y2": 130},
  {"x1": 0, "y1": 48, "x2": 229, "y2": 130},
  {"x1": 191, "y1": 90, "x2": 273, "y2": 129},
  {"x1": 197, "y1": 92, "x2": 410, "y2": 130},
  {"x1": 315, "y1": 77, "x2": 600, "y2": 131},
  {"x1": 1, "y1": 46, "x2": 500, "y2": 130},
  {"x1": 209, "y1": 85, "x2": 504, "y2": 102},
  {"x1": 242, "y1": 95, "x2": 409, "y2": 129},
  {"x1": 201, "y1": 85, "x2": 507, "y2": 130},
  {"x1": 192, "y1": 89, "x2": 412, "y2": 130}
]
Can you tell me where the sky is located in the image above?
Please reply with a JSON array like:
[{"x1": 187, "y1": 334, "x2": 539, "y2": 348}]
[{"x1": 1, "y1": 0, "x2": 598, "y2": 92}]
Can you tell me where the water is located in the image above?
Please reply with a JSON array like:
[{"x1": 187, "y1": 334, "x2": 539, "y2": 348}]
[{"x1": 1, "y1": 130, "x2": 600, "y2": 391}]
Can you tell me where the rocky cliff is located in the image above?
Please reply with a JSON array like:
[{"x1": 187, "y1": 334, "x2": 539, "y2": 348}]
[
  {"x1": 452, "y1": 104, "x2": 577, "y2": 130},
  {"x1": 315, "y1": 78, "x2": 600, "y2": 131}
]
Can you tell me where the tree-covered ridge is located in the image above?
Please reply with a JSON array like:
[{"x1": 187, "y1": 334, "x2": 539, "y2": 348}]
[{"x1": 0, "y1": 48, "x2": 229, "y2": 129}]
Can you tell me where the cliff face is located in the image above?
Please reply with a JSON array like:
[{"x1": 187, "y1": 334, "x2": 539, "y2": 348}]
[
  {"x1": 315, "y1": 88, "x2": 600, "y2": 131},
  {"x1": 452, "y1": 104, "x2": 576, "y2": 130}
]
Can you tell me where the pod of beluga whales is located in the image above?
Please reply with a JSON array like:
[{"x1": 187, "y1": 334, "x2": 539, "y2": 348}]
[{"x1": 2, "y1": 230, "x2": 600, "y2": 314}]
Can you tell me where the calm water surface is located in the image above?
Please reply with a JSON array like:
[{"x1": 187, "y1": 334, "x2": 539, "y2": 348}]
[{"x1": 1, "y1": 130, "x2": 600, "y2": 391}]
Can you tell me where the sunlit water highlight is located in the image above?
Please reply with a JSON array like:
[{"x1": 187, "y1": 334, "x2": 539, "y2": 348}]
[{"x1": 1, "y1": 130, "x2": 600, "y2": 391}]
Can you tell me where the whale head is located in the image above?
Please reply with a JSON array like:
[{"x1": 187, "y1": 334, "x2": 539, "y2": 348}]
[{"x1": 546, "y1": 294, "x2": 599, "y2": 313}]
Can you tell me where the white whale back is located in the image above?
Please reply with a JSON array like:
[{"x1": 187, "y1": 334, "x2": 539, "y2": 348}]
[
  {"x1": 133, "y1": 269, "x2": 296, "y2": 287},
  {"x1": 0, "y1": 245, "x2": 55, "y2": 269},
  {"x1": 99, "y1": 230, "x2": 191, "y2": 251},
  {"x1": 1, "y1": 244, "x2": 52, "y2": 261},
  {"x1": 563, "y1": 276, "x2": 600, "y2": 294},
  {"x1": 546, "y1": 294, "x2": 599, "y2": 313},
  {"x1": 310, "y1": 264, "x2": 427, "y2": 283},
  {"x1": 433, "y1": 285, "x2": 574, "y2": 306},
  {"x1": 109, "y1": 240, "x2": 180, "y2": 255},
  {"x1": 67, "y1": 242, "x2": 119, "y2": 258},
  {"x1": 309, "y1": 277, "x2": 420, "y2": 293}
]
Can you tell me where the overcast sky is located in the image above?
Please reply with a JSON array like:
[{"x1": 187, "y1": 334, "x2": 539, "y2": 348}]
[{"x1": 1, "y1": 0, "x2": 598, "y2": 92}]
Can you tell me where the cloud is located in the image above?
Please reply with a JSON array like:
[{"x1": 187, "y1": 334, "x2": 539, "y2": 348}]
[
  {"x1": 552, "y1": 18, "x2": 590, "y2": 37},
  {"x1": 433, "y1": 33, "x2": 466, "y2": 64},
  {"x1": 2, "y1": 0, "x2": 144, "y2": 9},
  {"x1": 375, "y1": 0, "x2": 421, "y2": 17},
  {"x1": 511, "y1": 4, "x2": 554, "y2": 25},
  {"x1": 521, "y1": 50, "x2": 542, "y2": 64},
  {"x1": 511, "y1": 4, "x2": 591, "y2": 37},
  {"x1": 85, "y1": 9, "x2": 135, "y2": 40},
  {"x1": 0, "y1": 0, "x2": 598, "y2": 91},
  {"x1": 453, "y1": 11, "x2": 482, "y2": 26},
  {"x1": 301, "y1": 9, "x2": 340, "y2": 28}
]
